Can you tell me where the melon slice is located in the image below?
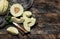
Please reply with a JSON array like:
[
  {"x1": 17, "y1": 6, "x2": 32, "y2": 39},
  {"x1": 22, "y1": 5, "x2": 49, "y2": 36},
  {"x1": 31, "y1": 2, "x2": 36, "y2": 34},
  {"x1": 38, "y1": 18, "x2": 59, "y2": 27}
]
[
  {"x1": 10, "y1": 4, "x2": 24, "y2": 17},
  {"x1": 7, "y1": 27, "x2": 19, "y2": 35}
]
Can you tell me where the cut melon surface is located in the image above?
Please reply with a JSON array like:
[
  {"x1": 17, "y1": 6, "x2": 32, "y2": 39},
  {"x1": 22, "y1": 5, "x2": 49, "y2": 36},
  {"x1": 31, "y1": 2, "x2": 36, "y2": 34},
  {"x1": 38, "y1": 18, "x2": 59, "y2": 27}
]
[{"x1": 10, "y1": 4, "x2": 24, "y2": 17}]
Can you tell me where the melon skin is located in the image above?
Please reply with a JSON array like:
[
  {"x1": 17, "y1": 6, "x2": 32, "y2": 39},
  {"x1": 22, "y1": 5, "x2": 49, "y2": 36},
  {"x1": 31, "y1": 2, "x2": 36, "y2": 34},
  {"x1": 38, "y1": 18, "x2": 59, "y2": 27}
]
[{"x1": 0, "y1": 0, "x2": 8, "y2": 15}]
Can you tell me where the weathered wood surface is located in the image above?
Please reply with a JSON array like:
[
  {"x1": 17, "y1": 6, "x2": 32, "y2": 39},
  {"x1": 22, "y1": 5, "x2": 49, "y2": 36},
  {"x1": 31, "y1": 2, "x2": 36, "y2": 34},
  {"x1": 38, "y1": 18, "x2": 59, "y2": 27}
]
[{"x1": 0, "y1": 0, "x2": 60, "y2": 39}]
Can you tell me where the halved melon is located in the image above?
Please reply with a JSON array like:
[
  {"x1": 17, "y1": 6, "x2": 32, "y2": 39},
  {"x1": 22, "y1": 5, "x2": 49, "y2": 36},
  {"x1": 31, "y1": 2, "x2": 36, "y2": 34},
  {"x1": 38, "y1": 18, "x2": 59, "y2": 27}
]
[{"x1": 10, "y1": 4, "x2": 24, "y2": 17}]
